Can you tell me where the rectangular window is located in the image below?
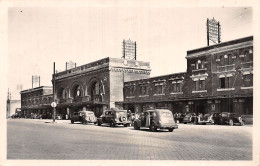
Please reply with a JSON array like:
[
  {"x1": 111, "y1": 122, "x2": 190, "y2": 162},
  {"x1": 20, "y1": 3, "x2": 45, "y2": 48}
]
[
  {"x1": 140, "y1": 85, "x2": 148, "y2": 95},
  {"x1": 173, "y1": 83, "x2": 177, "y2": 92},
  {"x1": 130, "y1": 86, "x2": 134, "y2": 95},
  {"x1": 226, "y1": 77, "x2": 230, "y2": 88},
  {"x1": 244, "y1": 74, "x2": 253, "y2": 87},
  {"x1": 201, "y1": 80, "x2": 205, "y2": 90},
  {"x1": 176, "y1": 83, "x2": 180, "y2": 92},
  {"x1": 220, "y1": 78, "x2": 225, "y2": 88},
  {"x1": 156, "y1": 85, "x2": 164, "y2": 94},
  {"x1": 194, "y1": 81, "x2": 199, "y2": 91}
]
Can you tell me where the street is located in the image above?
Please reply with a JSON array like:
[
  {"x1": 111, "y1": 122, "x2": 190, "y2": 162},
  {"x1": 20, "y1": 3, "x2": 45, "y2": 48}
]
[{"x1": 7, "y1": 119, "x2": 252, "y2": 160}]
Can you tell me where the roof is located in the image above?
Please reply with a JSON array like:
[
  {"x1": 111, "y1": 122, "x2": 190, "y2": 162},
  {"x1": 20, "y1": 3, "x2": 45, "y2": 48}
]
[
  {"x1": 20, "y1": 86, "x2": 52, "y2": 94},
  {"x1": 187, "y1": 36, "x2": 253, "y2": 56}
]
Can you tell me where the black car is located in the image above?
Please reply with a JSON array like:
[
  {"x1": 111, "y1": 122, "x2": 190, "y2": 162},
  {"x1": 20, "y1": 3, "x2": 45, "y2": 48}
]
[
  {"x1": 183, "y1": 113, "x2": 196, "y2": 124},
  {"x1": 97, "y1": 108, "x2": 131, "y2": 127},
  {"x1": 213, "y1": 112, "x2": 244, "y2": 126}
]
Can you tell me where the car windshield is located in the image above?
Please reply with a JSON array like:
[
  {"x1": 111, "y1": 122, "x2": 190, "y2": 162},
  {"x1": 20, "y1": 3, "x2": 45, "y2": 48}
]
[{"x1": 221, "y1": 113, "x2": 228, "y2": 117}]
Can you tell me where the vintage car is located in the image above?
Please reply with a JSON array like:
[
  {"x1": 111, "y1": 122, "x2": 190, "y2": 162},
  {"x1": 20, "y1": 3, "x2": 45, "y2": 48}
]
[
  {"x1": 71, "y1": 110, "x2": 97, "y2": 124},
  {"x1": 213, "y1": 112, "x2": 244, "y2": 126},
  {"x1": 97, "y1": 108, "x2": 131, "y2": 127},
  {"x1": 133, "y1": 109, "x2": 178, "y2": 132},
  {"x1": 11, "y1": 113, "x2": 20, "y2": 119},
  {"x1": 183, "y1": 113, "x2": 196, "y2": 124},
  {"x1": 196, "y1": 113, "x2": 216, "y2": 125}
]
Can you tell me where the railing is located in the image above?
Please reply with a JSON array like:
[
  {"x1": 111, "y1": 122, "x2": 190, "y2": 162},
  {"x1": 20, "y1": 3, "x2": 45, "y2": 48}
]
[
  {"x1": 241, "y1": 61, "x2": 253, "y2": 69},
  {"x1": 73, "y1": 97, "x2": 83, "y2": 103},
  {"x1": 217, "y1": 64, "x2": 235, "y2": 72},
  {"x1": 92, "y1": 95, "x2": 102, "y2": 102}
]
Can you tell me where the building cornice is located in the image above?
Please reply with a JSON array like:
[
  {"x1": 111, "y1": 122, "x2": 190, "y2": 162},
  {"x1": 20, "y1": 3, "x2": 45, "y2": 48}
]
[{"x1": 186, "y1": 41, "x2": 253, "y2": 59}]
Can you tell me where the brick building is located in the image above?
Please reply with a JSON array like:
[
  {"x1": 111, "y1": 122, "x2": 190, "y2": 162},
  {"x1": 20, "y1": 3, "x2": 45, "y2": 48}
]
[
  {"x1": 120, "y1": 36, "x2": 253, "y2": 123},
  {"x1": 53, "y1": 57, "x2": 150, "y2": 118},
  {"x1": 20, "y1": 86, "x2": 53, "y2": 118}
]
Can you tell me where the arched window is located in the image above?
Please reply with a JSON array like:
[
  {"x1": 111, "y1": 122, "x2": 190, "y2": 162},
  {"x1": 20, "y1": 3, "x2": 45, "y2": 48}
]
[
  {"x1": 57, "y1": 88, "x2": 67, "y2": 99},
  {"x1": 71, "y1": 84, "x2": 81, "y2": 98},
  {"x1": 244, "y1": 51, "x2": 253, "y2": 62},
  {"x1": 220, "y1": 55, "x2": 225, "y2": 66},
  {"x1": 227, "y1": 54, "x2": 233, "y2": 65}
]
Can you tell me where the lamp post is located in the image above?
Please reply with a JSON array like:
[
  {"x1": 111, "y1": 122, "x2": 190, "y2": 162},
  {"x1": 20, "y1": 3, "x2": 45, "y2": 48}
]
[{"x1": 52, "y1": 62, "x2": 56, "y2": 123}]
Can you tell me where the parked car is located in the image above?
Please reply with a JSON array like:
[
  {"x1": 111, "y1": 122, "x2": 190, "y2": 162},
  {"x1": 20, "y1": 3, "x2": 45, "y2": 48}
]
[
  {"x1": 97, "y1": 108, "x2": 131, "y2": 127},
  {"x1": 213, "y1": 112, "x2": 244, "y2": 126},
  {"x1": 11, "y1": 113, "x2": 20, "y2": 119},
  {"x1": 71, "y1": 110, "x2": 97, "y2": 124},
  {"x1": 175, "y1": 113, "x2": 186, "y2": 123},
  {"x1": 196, "y1": 113, "x2": 216, "y2": 125},
  {"x1": 133, "y1": 109, "x2": 178, "y2": 132},
  {"x1": 183, "y1": 113, "x2": 196, "y2": 124}
]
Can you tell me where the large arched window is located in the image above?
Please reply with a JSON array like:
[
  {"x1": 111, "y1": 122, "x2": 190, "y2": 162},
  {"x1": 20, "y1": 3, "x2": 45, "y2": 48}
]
[
  {"x1": 57, "y1": 87, "x2": 67, "y2": 99},
  {"x1": 71, "y1": 84, "x2": 82, "y2": 98},
  {"x1": 89, "y1": 81, "x2": 102, "y2": 101}
]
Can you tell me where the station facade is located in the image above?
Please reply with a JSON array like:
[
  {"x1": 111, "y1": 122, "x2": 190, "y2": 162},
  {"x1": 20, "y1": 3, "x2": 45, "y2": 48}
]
[
  {"x1": 120, "y1": 36, "x2": 253, "y2": 123},
  {"x1": 19, "y1": 36, "x2": 253, "y2": 123},
  {"x1": 53, "y1": 57, "x2": 150, "y2": 118}
]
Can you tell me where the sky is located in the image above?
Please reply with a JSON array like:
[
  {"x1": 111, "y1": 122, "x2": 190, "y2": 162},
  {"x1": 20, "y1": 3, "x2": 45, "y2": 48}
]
[{"x1": 7, "y1": 6, "x2": 253, "y2": 100}]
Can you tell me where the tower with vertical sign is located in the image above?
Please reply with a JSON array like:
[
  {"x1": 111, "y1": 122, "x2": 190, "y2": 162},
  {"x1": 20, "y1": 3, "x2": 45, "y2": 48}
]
[
  {"x1": 122, "y1": 39, "x2": 137, "y2": 60},
  {"x1": 207, "y1": 18, "x2": 221, "y2": 46},
  {"x1": 32, "y1": 75, "x2": 40, "y2": 88}
]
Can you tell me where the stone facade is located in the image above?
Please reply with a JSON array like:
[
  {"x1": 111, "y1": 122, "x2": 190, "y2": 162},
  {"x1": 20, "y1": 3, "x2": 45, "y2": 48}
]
[{"x1": 54, "y1": 57, "x2": 150, "y2": 118}]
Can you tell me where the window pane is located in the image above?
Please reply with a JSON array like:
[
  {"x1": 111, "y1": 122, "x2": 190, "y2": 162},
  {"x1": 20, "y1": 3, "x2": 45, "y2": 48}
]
[
  {"x1": 220, "y1": 78, "x2": 225, "y2": 88},
  {"x1": 201, "y1": 80, "x2": 205, "y2": 90}
]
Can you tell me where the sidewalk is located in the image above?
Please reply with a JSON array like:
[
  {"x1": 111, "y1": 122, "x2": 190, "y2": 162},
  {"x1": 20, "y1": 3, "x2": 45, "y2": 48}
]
[{"x1": 35, "y1": 119, "x2": 71, "y2": 124}]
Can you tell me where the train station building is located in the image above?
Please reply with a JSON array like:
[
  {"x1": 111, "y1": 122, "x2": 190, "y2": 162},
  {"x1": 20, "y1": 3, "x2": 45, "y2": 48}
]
[
  {"x1": 119, "y1": 36, "x2": 253, "y2": 123},
  {"x1": 20, "y1": 36, "x2": 253, "y2": 123}
]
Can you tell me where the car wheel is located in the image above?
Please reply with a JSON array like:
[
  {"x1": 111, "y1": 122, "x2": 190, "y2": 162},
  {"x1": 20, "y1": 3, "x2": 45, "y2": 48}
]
[
  {"x1": 229, "y1": 119, "x2": 234, "y2": 126},
  {"x1": 184, "y1": 122, "x2": 187, "y2": 124},
  {"x1": 134, "y1": 122, "x2": 140, "y2": 130},
  {"x1": 124, "y1": 124, "x2": 128, "y2": 127},
  {"x1": 150, "y1": 123, "x2": 157, "y2": 132},
  {"x1": 240, "y1": 121, "x2": 245, "y2": 126},
  {"x1": 110, "y1": 121, "x2": 115, "y2": 127},
  {"x1": 168, "y1": 128, "x2": 174, "y2": 132},
  {"x1": 71, "y1": 120, "x2": 74, "y2": 124}
]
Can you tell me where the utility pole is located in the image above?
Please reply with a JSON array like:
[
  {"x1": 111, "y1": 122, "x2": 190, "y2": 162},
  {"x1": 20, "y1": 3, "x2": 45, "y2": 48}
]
[
  {"x1": 7, "y1": 88, "x2": 10, "y2": 118},
  {"x1": 52, "y1": 62, "x2": 56, "y2": 123}
]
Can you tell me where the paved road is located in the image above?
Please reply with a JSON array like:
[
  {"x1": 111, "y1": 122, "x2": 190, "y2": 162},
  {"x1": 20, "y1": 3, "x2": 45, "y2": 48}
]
[{"x1": 7, "y1": 119, "x2": 252, "y2": 160}]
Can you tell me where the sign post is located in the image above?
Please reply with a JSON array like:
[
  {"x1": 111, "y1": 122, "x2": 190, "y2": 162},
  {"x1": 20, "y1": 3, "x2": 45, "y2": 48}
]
[{"x1": 52, "y1": 62, "x2": 56, "y2": 123}]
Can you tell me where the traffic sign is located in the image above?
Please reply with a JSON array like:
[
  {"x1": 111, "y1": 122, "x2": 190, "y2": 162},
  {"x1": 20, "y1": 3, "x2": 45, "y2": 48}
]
[{"x1": 51, "y1": 102, "x2": 57, "y2": 108}]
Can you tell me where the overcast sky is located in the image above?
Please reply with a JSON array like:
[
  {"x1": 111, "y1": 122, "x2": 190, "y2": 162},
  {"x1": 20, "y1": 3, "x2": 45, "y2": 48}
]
[{"x1": 7, "y1": 7, "x2": 253, "y2": 99}]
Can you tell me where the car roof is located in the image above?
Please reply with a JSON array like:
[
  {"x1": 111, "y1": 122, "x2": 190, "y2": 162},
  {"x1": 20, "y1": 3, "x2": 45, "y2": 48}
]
[
  {"x1": 107, "y1": 109, "x2": 127, "y2": 112},
  {"x1": 79, "y1": 110, "x2": 94, "y2": 113},
  {"x1": 146, "y1": 109, "x2": 172, "y2": 113}
]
